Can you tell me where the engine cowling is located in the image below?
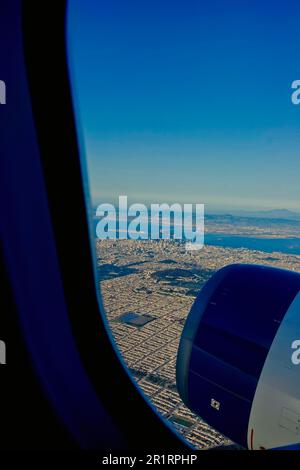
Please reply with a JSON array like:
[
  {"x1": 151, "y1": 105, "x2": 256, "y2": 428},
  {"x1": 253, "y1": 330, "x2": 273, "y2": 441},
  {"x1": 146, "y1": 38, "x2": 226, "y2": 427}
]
[{"x1": 176, "y1": 264, "x2": 300, "y2": 449}]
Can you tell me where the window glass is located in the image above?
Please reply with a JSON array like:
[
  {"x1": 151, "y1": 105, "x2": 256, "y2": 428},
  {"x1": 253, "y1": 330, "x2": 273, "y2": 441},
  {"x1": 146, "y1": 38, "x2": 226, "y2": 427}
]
[{"x1": 67, "y1": 0, "x2": 300, "y2": 449}]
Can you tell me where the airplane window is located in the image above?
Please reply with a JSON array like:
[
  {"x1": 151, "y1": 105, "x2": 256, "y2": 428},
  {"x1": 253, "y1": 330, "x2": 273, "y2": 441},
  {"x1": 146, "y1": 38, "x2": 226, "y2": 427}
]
[{"x1": 67, "y1": 0, "x2": 300, "y2": 449}]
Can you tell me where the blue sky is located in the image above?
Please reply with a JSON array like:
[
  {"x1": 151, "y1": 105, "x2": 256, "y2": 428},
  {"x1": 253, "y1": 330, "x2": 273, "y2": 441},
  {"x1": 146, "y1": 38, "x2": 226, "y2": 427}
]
[{"x1": 68, "y1": 0, "x2": 300, "y2": 211}]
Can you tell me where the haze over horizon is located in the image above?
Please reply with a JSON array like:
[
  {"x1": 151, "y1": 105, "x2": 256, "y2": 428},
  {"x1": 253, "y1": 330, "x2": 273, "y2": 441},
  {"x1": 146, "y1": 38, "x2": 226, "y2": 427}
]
[{"x1": 69, "y1": 0, "x2": 300, "y2": 212}]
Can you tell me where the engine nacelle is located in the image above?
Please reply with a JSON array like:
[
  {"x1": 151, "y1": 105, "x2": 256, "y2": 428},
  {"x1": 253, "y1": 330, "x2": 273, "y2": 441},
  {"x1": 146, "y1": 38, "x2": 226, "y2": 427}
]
[{"x1": 176, "y1": 264, "x2": 300, "y2": 449}]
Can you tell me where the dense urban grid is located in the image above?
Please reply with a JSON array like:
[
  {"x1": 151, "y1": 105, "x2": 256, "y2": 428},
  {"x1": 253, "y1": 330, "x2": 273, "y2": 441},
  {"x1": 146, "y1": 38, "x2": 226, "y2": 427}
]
[{"x1": 96, "y1": 238, "x2": 300, "y2": 449}]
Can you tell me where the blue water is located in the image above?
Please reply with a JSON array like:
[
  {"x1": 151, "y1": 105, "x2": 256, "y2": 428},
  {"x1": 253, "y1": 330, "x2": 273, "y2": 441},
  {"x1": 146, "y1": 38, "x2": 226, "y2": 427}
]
[{"x1": 205, "y1": 234, "x2": 300, "y2": 255}]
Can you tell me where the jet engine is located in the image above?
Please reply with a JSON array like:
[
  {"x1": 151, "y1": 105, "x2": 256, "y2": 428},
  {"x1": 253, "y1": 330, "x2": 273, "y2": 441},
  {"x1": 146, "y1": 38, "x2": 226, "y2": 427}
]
[{"x1": 176, "y1": 264, "x2": 300, "y2": 449}]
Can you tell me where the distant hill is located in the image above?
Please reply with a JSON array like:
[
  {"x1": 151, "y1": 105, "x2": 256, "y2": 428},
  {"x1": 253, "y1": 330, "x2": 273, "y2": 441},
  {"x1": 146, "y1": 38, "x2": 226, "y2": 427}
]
[
  {"x1": 215, "y1": 209, "x2": 300, "y2": 221},
  {"x1": 235, "y1": 209, "x2": 300, "y2": 220}
]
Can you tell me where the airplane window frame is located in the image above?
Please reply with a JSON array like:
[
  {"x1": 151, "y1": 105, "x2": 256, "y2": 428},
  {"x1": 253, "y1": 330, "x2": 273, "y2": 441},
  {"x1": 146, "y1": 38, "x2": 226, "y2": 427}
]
[{"x1": 21, "y1": 0, "x2": 189, "y2": 451}]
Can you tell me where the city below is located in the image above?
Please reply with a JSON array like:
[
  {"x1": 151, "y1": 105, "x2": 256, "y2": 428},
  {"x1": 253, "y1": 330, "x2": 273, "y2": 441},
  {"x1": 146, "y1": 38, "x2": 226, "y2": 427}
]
[{"x1": 96, "y1": 212, "x2": 300, "y2": 449}]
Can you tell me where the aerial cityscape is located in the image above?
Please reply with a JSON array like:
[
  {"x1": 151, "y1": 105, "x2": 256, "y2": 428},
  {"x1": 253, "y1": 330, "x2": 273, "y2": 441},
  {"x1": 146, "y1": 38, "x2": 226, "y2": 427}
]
[{"x1": 96, "y1": 212, "x2": 300, "y2": 449}]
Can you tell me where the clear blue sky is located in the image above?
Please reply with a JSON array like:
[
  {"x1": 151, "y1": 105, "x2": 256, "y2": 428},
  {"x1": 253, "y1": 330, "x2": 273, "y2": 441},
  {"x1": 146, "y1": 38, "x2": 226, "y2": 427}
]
[{"x1": 68, "y1": 0, "x2": 300, "y2": 212}]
